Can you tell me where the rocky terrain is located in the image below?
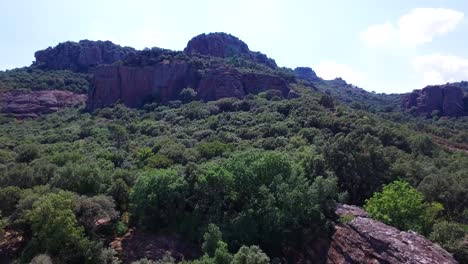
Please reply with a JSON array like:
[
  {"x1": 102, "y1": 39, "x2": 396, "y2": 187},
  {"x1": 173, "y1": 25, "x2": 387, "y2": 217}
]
[
  {"x1": 403, "y1": 83, "x2": 467, "y2": 117},
  {"x1": 327, "y1": 204, "x2": 458, "y2": 264},
  {"x1": 86, "y1": 33, "x2": 290, "y2": 110},
  {"x1": 34, "y1": 40, "x2": 135, "y2": 72},
  {"x1": 184, "y1": 33, "x2": 277, "y2": 68},
  {"x1": 0, "y1": 90, "x2": 86, "y2": 118}
]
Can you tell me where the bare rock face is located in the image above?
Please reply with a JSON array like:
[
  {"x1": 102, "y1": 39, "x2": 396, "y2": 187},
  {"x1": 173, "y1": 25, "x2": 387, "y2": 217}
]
[
  {"x1": 403, "y1": 84, "x2": 466, "y2": 117},
  {"x1": 110, "y1": 228, "x2": 199, "y2": 263},
  {"x1": 34, "y1": 40, "x2": 136, "y2": 72},
  {"x1": 184, "y1": 33, "x2": 277, "y2": 68},
  {"x1": 0, "y1": 90, "x2": 86, "y2": 118},
  {"x1": 87, "y1": 63, "x2": 289, "y2": 110},
  {"x1": 88, "y1": 62, "x2": 199, "y2": 110},
  {"x1": 294, "y1": 67, "x2": 321, "y2": 83},
  {"x1": 327, "y1": 204, "x2": 457, "y2": 264}
]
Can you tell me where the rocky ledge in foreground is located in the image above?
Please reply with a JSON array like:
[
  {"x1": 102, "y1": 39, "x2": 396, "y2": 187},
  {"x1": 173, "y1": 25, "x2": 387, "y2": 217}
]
[
  {"x1": 327, "y1": 204, "x2": 457, "y2": 264},
  {"x1": 0, "y1": 90, "x2": 87, "y2": 118}
]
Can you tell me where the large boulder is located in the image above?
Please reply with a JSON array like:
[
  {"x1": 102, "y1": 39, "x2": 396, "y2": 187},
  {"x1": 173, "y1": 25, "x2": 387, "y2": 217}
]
[
  {"x1": 403, "y1": 84, "x2": 466, "y2": 117},
  {"x1": 0, "y1": 90, "x2": 87, "y2": 118},
  {"x1": 327, "y1": 204, "x2": 457, "y2": 264},
  {"x1": 34, "y1": 40, "x2": 136, "y2": 72},
  {"x1": 184, "y1": 33, "x2": 277, "y2": 68}
]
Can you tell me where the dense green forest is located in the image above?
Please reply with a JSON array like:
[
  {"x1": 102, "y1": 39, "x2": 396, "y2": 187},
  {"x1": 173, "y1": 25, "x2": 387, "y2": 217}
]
[
  {"x1": 0, "y1": 67, "x2": 90, "y2": 93},
  {"x1": 0, "y1": 81, "x2": 467, "y2": 263}
]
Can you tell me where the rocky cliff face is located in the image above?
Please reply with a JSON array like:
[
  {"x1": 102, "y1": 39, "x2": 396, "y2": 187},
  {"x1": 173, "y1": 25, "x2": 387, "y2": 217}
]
[
  {"x1": 184, "y1": 33, "x2": 277, "y2": 68},
  {"x1": 403, "y1": 84, "x2": 466, "y2": 117},
  {"x1": 87, "y1": 63, "x2": 289, "y2": 110},
  {"x1": 0, "y1": 90, "x2": 86, "y2": 118},
  {"x1": 34, "y1": 40, "x2": 136, "y2": 72},
  {"x1": 294, "y1": 67, "x2": 321, "y2": 83},
  {"x1": 327, "y1": 204, "x2": 457, "y2": 264}
]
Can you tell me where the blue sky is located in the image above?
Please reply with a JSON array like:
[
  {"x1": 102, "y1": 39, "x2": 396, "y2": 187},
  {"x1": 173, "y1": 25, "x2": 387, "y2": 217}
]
[{"x1": 1, "y1": 0, "x2": 467, "y2": 93}]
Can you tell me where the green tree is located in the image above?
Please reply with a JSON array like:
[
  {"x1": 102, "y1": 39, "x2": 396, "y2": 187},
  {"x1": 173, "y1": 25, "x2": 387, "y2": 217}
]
[
  {"x1": 108, "y1": 124, "x2": 129, "y2": 150},
  {"x1": 231, "y1": 246, "x2": 269, "y2": 264},
  {"x1": 430, "y1": 221, "x2": 468, "y2": 263},
  {"x1": 364, "y1": 180, "x2": 442, "y2": 234},
  {"x1": 15, "y1": 144, "x2": 40, "y2": 163},
  {"x1": 179, "y1": 87, "x2": 198, "y2": 103},
  {"x1": 24, "y1": 191, "x2": 98, "y2": 263},
  {"x1": 130, "y1": 169, "x2": 188, "y2": 228},
  {"x1": 202, "y1": 224, "x2": 223, "y2": 257}
]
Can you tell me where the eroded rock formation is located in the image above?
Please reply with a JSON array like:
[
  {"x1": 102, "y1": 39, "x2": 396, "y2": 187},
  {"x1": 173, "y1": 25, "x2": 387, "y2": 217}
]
[
  {"x1": 184, "y1": 33, "x2": 277, "y2": 68},
  {"x1": 34, "y1": 40, "x2": 135, "y2": 72},
  {"x1": 327, "y1": 204, "x2": 457, "y2": 264},
  {"x1": 87, "y1": 63, "x2": 289, "y2": 110},
  {"x1": 0, "y1": 90, "x2": 86, "y2": 118},
  {"x1": 294, "y1": 67, "x2": 321, "y2": 83},
  {"x1": 403, "y1": 84, "x2": 466, "y2": 117}
]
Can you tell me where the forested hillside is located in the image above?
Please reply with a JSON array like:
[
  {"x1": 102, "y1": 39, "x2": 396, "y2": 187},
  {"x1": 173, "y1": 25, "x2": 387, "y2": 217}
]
[{"x1": 0, "y1": 34, "x2": 467, "y2": 264}]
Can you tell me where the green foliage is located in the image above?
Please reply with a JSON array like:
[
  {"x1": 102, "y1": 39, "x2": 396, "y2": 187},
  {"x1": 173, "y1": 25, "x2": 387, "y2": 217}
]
[
  {"x1": 179, "y1": 87, "x2": 198, "y2": 103},
  {"x1": 23, "y1": 191, "x2": 99, "y2": 263},
  {"x1": 231, "y1": 246, "x2": 269, "y2": 264},
  {"x1": 365, "y1": 180, "x2": 443, "y2": 234},
  {"x1": 196, "y1": 141, "x2": 231, "y2": 160},
  {"x1": 0, "y1": 73, "x2": 467, "y2": 263},
  {"x1": 339, "y1": 214, "x2": 355, "y2": 224},
  {"x1": 52, "y1": 163, "x2": 111, "y2": 195},
  {"x1": 130, "y1": 169, "x2": 188, "y2": 228},
  {"x1": 0, "y1": 186, "x2": 22, "y2": 216},
  {"x1": 430, "y1": 221, "x2": 468, "y2": 263},
  {"x1": 0, "y1": 67, "x2": 90, "y2": 93},
  {"x1": 202, "y1": 224, "x2": 223, "y2": 257},
  {"x1": 15, "y1": 144, "x2": 40, "y2": 163}
]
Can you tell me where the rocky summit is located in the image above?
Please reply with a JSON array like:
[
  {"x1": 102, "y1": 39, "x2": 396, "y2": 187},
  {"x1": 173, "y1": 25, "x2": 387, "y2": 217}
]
[
  {"x1": 86, "y1": 33, "x2": 290, "y2": 110},
  {"x1": 403, "y1": 83, "x2": 466, "y2": 117},
  {"x1": 34, "y1": 40, "x2": 136, "y2": 73},
  {"x1": 184, "y1": 32, "x2": 277, "y2": 68}
]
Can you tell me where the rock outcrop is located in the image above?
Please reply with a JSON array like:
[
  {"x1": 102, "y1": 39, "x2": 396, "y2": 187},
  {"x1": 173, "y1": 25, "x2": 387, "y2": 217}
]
[
  {"x1": 184, "y1": 33, "x2": 277, "y2": 68},
  {"x1": 34, "y1": 40, "x2": 135, "y2": 72},
  {"x1": 294, "y1": 67, "x2": 321, "y2": 83},
  {"x1": 0, "y1": 90, "x2": 86, "y2": 118},
  {"x1": 0, "y1": 230, "x2": 26, "y2": 263},
  {"x1": 111, "y1": 228, "x2": 199, "y2": 263},
  {"x1": 87, "y1": 63, "x2": 289, "y2": 110},
  {"x1": 403, "y1": 84, "x2": 466, "y2": 117},
  {"x1": 327, "y1": 204, "x2": 457, "y2": 264}
]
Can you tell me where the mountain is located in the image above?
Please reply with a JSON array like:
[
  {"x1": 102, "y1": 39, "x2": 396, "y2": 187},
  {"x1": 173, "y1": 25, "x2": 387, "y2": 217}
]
[
  {"x1": 34, "y1": 40, "x2": 136, "y2": 72},
  {"x1": 0, "y1": 32, "x2": 467, "y2": 264}
]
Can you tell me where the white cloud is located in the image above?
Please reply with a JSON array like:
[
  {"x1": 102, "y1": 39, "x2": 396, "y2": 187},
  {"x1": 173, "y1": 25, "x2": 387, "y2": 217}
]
[
  {"x1": 315, "y1": 61, "x2": 366, "y2": 85},
  {"x1": 360, "y1": 22, "x2": 398, "y2": 47},
  {"x1": 361, "y1": 8, "x2": 464, "y2": 47},
  {"x1": 412, "y1": 53, "x2": 468, "y2": 86}
]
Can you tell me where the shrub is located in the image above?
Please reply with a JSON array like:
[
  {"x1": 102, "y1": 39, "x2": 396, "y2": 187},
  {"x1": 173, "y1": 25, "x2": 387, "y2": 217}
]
[
  {"x1": 130, "y1": 169, "x2": 188, "y2": 228},
  {"x1": 430, "y1": 221, "x2": 468, "y2": 263},
  {"x1": 365, "y1": 180, "x2": 443, "y2": 234},
  {"x1": 231, "y1": 246, "x2": 269, "y2": 264},
  {"x1": 15, "y1": 144, "x2": 40, "y2": 163}
]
